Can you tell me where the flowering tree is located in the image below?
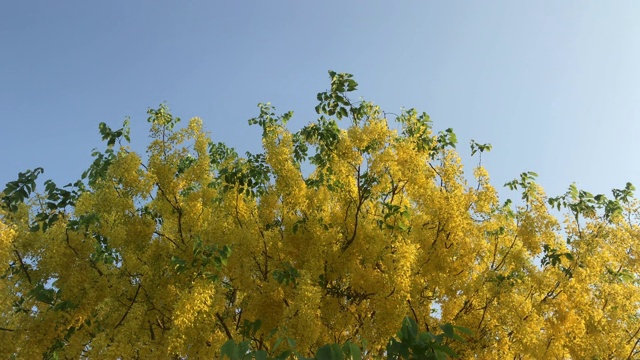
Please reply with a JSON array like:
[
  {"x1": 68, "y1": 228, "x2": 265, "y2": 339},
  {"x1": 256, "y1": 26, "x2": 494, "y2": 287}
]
[{"x1": 2, "y1": 72, "x2": 640, "y2": 359}]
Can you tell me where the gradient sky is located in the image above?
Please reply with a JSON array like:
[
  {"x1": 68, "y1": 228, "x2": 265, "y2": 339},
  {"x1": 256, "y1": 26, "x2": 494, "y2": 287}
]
[{"x1": 2, "y1": 1, "x2": 640, "y2": 201}]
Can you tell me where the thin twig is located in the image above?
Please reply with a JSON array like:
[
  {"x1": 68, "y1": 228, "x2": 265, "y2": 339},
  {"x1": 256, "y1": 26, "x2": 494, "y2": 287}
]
[
  {"x1": 114, "y1": 283, "x2": 141, "y2": 329},
  {"x1": 13, "y1": 250, "x2": 32, "y2": 285},
  {"x1": 628, "y1": 337, "x2": 640, "y2": 360},
  {"x1": 407, "y1": 299, "x2": 419, "y2": 327}
]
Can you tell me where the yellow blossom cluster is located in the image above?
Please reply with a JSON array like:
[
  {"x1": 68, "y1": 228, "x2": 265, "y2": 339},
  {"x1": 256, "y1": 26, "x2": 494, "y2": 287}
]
[{"x1": 2, "y1": 77, "x2": 640, "y2": 359}]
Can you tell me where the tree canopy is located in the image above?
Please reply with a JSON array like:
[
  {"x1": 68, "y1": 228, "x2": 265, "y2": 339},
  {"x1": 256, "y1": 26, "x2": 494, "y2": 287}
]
[{"x1": 2, "y1": 72, "x2": 640, "y2": 359}]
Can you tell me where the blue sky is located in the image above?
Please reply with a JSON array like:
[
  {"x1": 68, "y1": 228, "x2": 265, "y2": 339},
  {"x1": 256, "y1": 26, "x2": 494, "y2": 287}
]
[{"x1": 2, "y1": 1, "x2": 640, "y2": 200}]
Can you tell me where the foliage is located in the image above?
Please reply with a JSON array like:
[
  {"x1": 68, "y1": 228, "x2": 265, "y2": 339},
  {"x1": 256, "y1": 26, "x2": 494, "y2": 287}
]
[
  {"x1": 220, "y1": 316, "x2": 469, "y2": 360},
  {"x1": 2, "y1": 71, "x2": 640, "y2": 359}
]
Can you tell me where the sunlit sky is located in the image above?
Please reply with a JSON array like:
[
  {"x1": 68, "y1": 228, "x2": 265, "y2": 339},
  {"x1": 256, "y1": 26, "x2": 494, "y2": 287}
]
[{"x1": 2, "y1": 1, "x2": 640, "y2": 200}]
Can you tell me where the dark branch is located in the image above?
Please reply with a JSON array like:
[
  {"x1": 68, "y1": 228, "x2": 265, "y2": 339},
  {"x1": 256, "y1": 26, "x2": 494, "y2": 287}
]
[
  {"x1": 13, "y1": 250, "x2": 32, "y2": 285},
  {"x1": 114, "y1": 283, "x2": 141, "y2": 329},
  {"x1": 216, "y1": 312, "x2": 233, "y2": 340}
]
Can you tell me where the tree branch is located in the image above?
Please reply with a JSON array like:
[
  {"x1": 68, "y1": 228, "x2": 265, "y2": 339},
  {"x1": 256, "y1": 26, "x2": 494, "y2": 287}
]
[
  {"x1": 114, "y1": 283, "x2": 141, "y2": 329},
  {"x1": 13, "y1": 250, "x2": 32, "y2": 285},
  {"x1": 216, "y1": 312, "x2": 233, "y2": 340}
]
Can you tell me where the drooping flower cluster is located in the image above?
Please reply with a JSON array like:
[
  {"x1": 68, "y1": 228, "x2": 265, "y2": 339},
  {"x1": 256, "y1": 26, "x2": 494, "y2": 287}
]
[{"x1": 1, "y1": 73, "x2": 640, "y2": 359}]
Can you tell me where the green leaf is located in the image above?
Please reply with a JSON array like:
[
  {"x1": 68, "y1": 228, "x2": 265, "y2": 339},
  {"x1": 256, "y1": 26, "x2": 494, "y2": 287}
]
[
  {"x1": 316, "y1": 344, "x2": 344, "y2": 360},
  {"x1": 346, "y1": 79, "x2": 358, "y2": 92},
  {"x1": 52, "y1": 300, "x2": 76, "y2": 312},
  {"x1": 439, "y1": 323, "x2": 454, "y2": 338},
  {"x1": 28, "y1": 283, "x2": 56, "y2": 305},
  {"x1": 341, "y1": 342, "x2": 361, "y2": 360},
  {"x1": 254, "y1": 350, "x2": 267, "y2": 360},
  {"x1": 272, "y1": 337, "x2": 284, "y2": 353},
  {"x1": 220, "y1": 339, "x2": 239, "y2": 360},
  {"x1": 339, "y1": 107, "x2": 348, "y2": 119},
  {"x1": 431, "y1": 343, "x2": 459, "y2": 357},
  {"x1": 453, "y1": 325, "x2": 473, "y2": 335}
]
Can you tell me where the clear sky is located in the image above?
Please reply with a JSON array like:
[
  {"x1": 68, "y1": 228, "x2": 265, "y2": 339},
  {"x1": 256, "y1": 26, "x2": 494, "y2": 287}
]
[{"x1": 2, "y1": 1, "x2": 640, "y2": 200}]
